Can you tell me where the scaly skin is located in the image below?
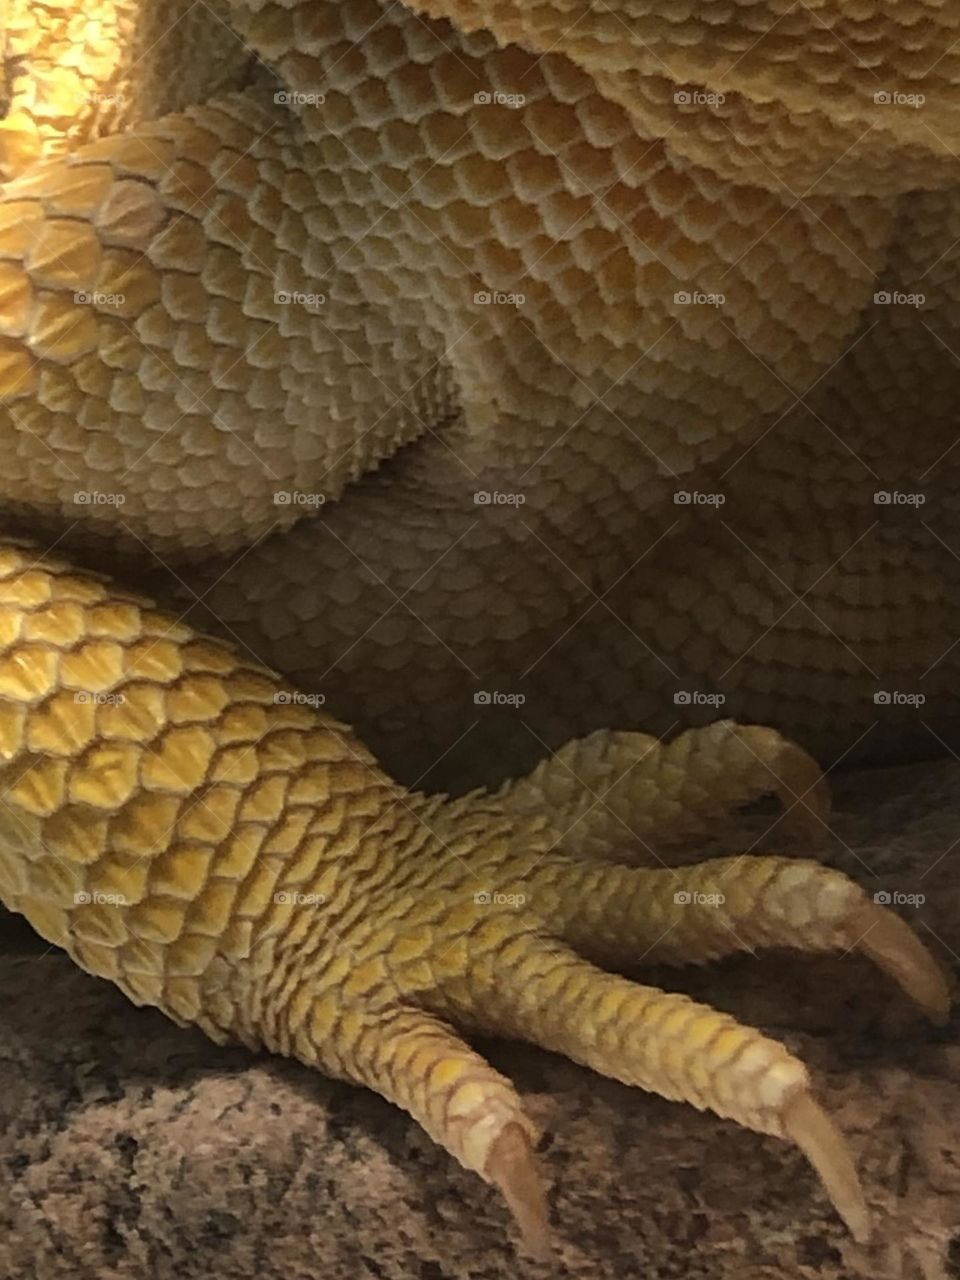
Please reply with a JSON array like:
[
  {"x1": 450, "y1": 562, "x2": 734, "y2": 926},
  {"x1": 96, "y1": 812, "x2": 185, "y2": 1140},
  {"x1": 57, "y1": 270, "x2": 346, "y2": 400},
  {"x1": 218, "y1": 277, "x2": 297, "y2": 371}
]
[
  {"x1": 0, "y1": 0, "x2": 957, "y2": 785},
  {"x1": 0, "y1": 0, "x2": 955, "y2": 1256},
  {"x1": 0, "y1": 541, "x2": 948, "y2": 1252}
]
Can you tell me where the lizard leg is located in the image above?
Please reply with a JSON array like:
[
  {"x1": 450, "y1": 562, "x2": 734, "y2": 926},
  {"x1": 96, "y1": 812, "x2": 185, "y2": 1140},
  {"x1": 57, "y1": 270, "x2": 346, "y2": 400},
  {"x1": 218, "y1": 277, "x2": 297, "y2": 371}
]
[
  {"x1": 0, "y1": 545, "x2": 945, "y2": 1253},
  {"x1": 0, "y1": 0, "x2": 256, "y2": 181},
  {"x1": 498, "y1": 720, "x2": 831, "y2": 857},
  {"x1": 0, "y1": 82, "x2": 450, "y2": 557}
]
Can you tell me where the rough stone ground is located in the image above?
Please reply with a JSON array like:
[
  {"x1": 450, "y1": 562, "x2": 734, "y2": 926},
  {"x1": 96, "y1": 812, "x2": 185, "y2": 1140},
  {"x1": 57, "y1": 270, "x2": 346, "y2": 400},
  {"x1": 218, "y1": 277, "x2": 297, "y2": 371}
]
[{"x1": 0, "y1": 759, "x2": 958, "y2": 1280}]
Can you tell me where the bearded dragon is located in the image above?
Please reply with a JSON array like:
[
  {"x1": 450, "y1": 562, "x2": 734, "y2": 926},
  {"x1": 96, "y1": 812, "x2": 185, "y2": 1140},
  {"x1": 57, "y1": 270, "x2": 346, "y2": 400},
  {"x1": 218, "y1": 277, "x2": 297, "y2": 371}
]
[{"x1": 0, "y1": 0, "x2": 955, "y2": 1257}]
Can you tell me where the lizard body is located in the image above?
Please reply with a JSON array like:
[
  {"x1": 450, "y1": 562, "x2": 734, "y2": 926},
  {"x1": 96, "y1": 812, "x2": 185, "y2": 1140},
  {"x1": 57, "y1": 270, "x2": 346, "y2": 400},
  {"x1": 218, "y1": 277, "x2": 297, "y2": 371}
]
[{"x1": 0, "y1": 0, "x2": 955, "y2": 1253}]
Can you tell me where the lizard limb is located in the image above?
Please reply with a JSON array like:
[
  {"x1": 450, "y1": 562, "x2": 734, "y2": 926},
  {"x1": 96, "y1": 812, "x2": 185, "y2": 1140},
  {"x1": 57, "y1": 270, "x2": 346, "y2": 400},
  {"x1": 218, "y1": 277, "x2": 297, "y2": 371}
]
[{"x1": 0, "y1": 544, "x2": 945, "y2": 1251}]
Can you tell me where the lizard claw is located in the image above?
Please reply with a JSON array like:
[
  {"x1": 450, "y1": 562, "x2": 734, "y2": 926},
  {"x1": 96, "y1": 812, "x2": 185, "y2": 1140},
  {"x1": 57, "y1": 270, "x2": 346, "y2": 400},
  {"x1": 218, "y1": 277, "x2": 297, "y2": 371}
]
[
  {"x1": 485, "y1": 1122, "x2": 550, "y2": 1260},
  {"x1": 784, "y1": 1092, "x2": 870, "y2": 1245},
  {"x1": 854, "y1": 900, "x2": 950, "y2": 1026}
]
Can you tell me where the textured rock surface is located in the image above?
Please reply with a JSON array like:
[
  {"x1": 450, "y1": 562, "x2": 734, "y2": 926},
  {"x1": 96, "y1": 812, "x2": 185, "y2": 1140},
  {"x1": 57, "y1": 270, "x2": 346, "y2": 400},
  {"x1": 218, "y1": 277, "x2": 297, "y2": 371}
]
[{"x1": 0, "y1": 756, "x2": 957, "y2": 1280}]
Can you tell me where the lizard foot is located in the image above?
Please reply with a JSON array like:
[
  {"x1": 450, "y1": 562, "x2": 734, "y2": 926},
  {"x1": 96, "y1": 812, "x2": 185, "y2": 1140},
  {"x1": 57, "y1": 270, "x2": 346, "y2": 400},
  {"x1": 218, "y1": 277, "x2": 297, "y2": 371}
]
[
  {"x1": 396, "y1": 826, "x2": 948, "y2": 1253},
  {"x1": 0, "y1": 548, "x2": 947, "y2": 1256}
]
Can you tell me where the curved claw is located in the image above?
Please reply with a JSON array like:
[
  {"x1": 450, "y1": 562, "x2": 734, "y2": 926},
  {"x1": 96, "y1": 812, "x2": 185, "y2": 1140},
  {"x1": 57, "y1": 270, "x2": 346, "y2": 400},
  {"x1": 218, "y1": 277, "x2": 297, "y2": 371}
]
[
  {"x1": 485, "y1": 1122, "x2": 550, "y2": 1260},
  {"x1": 784, "y1": 1092, "x2": 870, "y2": 1244},
  {"x1": 854, "y1": 902, "x2": 951, "y2": 1026},
  {"x1": 770, "y1": 736, "x2": 833, "y2": 841}
]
